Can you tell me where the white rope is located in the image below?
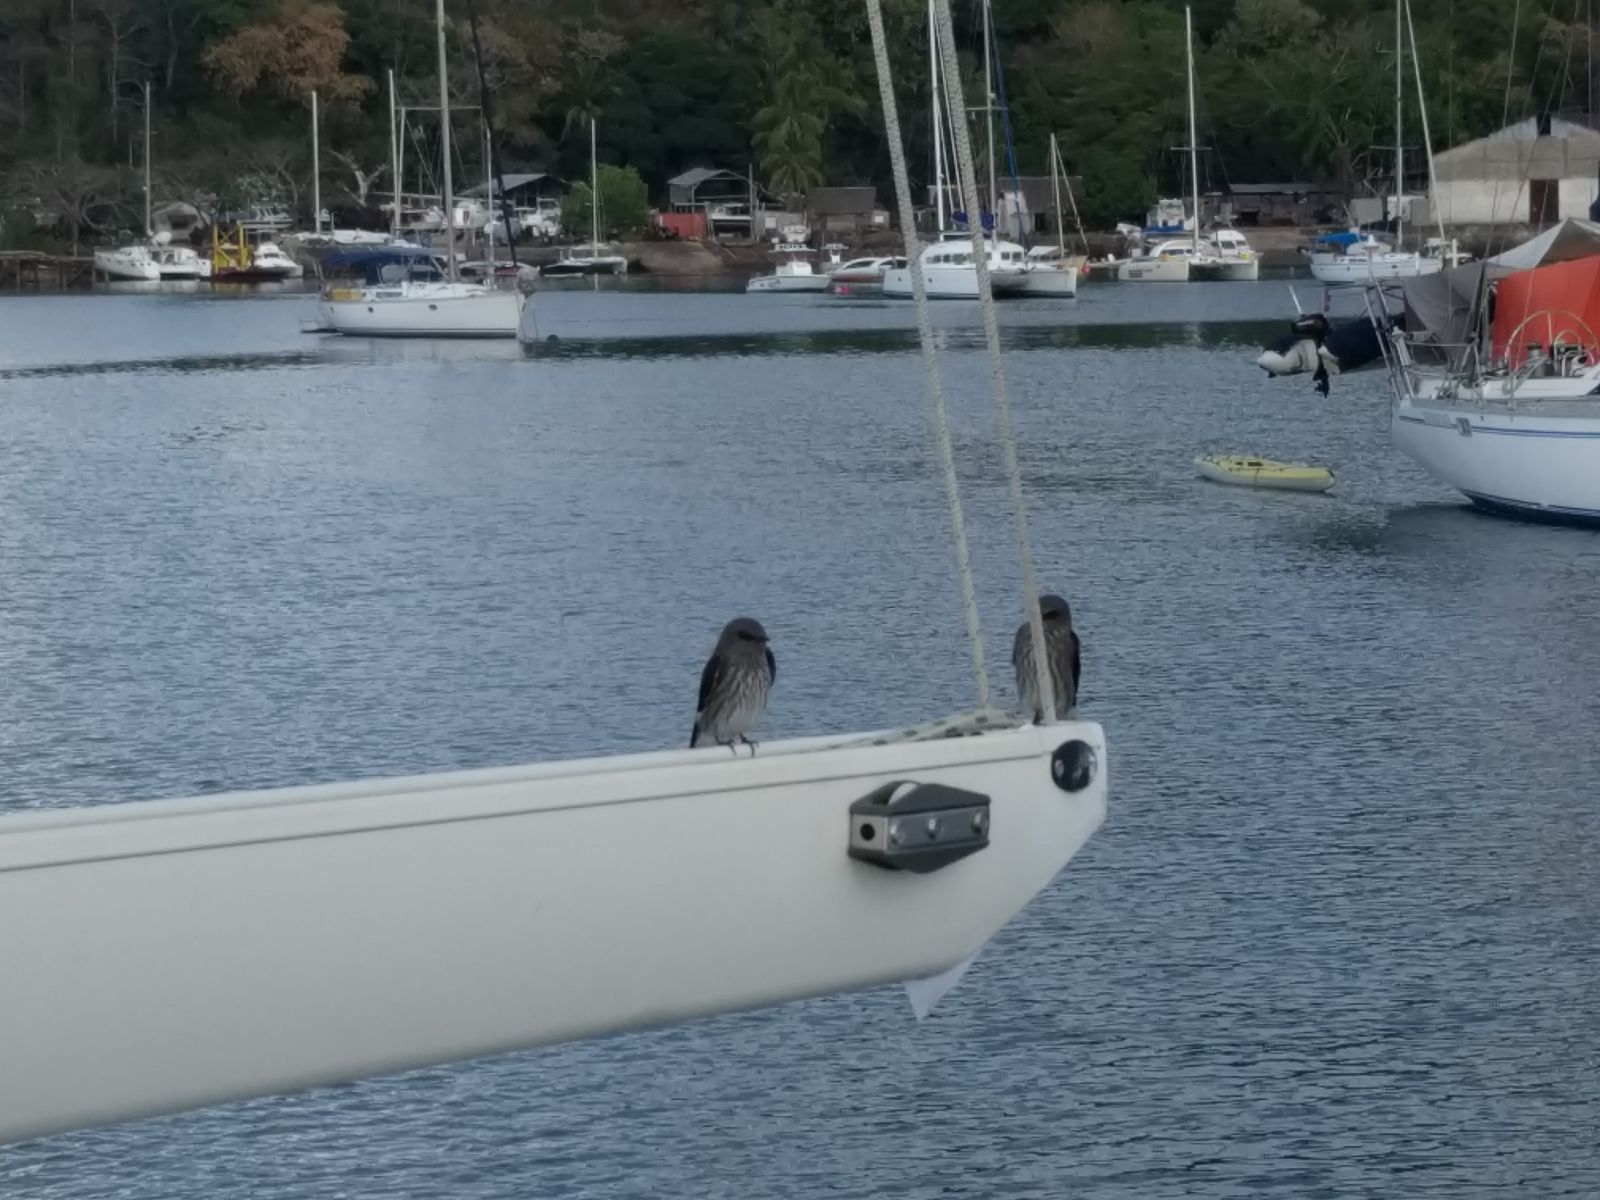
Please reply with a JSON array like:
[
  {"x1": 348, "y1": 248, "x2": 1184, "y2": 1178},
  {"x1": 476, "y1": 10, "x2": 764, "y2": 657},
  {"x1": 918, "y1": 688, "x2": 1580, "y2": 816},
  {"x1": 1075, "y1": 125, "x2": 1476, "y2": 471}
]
[
  {"x1": 929, "y1": 0, "x2": 1058, "y2": 721},
  {"x1": 864, "y1": 0, "x2": 990, "y2": 709}
]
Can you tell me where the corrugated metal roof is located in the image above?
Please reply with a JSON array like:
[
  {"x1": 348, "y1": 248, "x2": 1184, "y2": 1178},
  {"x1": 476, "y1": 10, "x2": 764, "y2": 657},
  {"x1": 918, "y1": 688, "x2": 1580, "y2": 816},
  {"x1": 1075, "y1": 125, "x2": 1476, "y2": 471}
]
[
  {"x1": 462, "y1": 172, "x2": 560, "y2": 197},
  {"x1": 1227, "y1": 182, "x2": 1321, "y2": 195},
  {"x1": 668, "y1": 167, "x2": 747, "y2": 188}
]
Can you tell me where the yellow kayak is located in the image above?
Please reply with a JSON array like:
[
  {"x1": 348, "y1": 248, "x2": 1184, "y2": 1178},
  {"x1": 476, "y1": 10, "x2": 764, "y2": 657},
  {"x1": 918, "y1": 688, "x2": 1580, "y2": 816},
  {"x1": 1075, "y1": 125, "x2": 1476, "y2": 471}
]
[{"x1": 1194, "y1": 455, "x2": 1335, "y2": 493}]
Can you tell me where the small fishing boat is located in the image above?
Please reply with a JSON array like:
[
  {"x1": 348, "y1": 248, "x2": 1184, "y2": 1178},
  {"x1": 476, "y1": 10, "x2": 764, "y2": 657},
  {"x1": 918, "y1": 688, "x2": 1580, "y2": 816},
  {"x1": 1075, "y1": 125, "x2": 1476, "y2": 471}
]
[
  {"x1": 747, "y1": 245, "x2": 831, "y2": 293},
  {"x1": 1195, "y1": 455, "x2": 1336, "y2": 492}
]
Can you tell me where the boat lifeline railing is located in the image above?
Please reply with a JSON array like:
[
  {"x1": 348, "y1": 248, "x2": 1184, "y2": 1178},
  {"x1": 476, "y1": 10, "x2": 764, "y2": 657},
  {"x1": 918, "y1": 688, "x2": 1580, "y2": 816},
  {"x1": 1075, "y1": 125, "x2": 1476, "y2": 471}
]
[{"x1": 1501, "y1": 309, "x2": 1600, "y2": 403}]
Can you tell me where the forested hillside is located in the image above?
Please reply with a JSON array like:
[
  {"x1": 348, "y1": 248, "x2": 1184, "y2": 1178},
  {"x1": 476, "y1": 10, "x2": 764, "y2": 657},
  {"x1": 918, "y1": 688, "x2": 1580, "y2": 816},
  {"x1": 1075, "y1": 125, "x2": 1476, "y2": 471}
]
[{"x1": 0, "y1": 0, "x2": 1591, "y2": 241}]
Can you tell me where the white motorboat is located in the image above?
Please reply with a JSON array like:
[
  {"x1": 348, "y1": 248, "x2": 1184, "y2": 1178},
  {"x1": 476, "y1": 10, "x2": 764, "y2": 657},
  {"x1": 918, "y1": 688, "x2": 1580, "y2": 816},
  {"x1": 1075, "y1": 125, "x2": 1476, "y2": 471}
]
[
  {"x1": 316, "y1": 245, "x2": 521, "y2": 337},
  {"x1": 1191, "y1": 228, "x2": 1260, "y2": 281},
  {"x1": 882, "y1": 236, "x2": 1030, "y2": 299},
  {"x1": 1116, "y1": 239, "x2": 1196, "y2": 282},
  {"x1": 252, "y1": 240, "x2": 304, "y2": 279},
  {"x1": 747, "y1": 245, "x2": 831, "y2": 293},
  {"x1": 213, "y1": 236, "x2": 305, "y2": 282},
  {"x1": 826, "y1": 255, "x2": 904, "y2": 286},
  {"x1": 149, "y1": 242, "x2": 211, "y2": 280},
  {"x1": 93, "y1": 244, "x2": 161, "y2": 281}
]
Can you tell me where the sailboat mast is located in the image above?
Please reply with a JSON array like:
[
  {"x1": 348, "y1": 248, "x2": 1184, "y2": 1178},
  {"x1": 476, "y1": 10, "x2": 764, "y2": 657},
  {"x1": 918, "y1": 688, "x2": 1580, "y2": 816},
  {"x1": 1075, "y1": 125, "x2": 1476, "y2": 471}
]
[
  {"x1": 929, "y1": 0, "x2": 945, "y2": 231},
  {"x1": 983, "y1": 0, "x2": 996, "y2": 230},
  {"x1": 1394, "y1": 0, "x2": 1404, "y2": 247},
  {"x1": 1185, "y1": 6, "x2": 1200, "y2": 254},
  {"x1": 388, "y1": 70, "x2": 399, "y2": 238},
  {"x1": 590, "y1": 116, "x2": 599, "y2": 248},
  {"x1": 1050, "y1": 133, "x2": 1065, "y2": 255},
  {"x1": 436, "y1": 0, "x2": 457, "y2": 281},
  {"x1": 1403, "y1": 0, "x2": 1447, "y2": 245},
  {"x1": 142, "y1": 81, "x2": 151, "y2": 238},
  {"x1": 311, "y1": 89, "x2": 321, "y2": 235},
  {"x1": 483, "y1": 121, "x2": 493, "y2": 262}
]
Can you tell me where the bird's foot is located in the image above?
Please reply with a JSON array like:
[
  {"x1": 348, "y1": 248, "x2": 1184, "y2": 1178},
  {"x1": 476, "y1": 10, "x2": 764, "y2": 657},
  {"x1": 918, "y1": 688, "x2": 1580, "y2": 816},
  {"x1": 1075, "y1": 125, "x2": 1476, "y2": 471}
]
[{"x1": 739, "y1": 734, "x2": 759, "y2": 757}]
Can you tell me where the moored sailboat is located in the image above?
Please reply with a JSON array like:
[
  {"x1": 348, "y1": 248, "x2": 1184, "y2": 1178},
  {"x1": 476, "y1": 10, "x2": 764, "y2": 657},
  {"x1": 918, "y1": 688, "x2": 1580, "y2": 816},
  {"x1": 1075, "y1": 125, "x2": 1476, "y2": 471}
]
[{"x1": 316, "y1": 0, "x2": 519, "y2": 336}]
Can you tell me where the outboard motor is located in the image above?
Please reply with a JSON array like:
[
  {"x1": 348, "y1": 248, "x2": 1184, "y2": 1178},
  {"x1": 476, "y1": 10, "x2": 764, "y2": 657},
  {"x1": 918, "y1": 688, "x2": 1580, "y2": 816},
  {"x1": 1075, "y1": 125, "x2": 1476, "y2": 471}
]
[
  {"x1": 1257, "y1": 312, "x2": 1333, "y2": 394},
  {"x1": 1319, "y1": 318, "x2": 1385, "y2": 378}
]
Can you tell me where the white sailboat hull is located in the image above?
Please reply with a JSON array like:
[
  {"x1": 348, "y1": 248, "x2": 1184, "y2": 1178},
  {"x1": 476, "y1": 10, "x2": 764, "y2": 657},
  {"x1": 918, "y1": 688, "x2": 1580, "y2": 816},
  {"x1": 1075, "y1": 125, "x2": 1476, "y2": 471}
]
[
  {"x1": 747, "y1": 273, "x2": 831, "y2": 293},
  {"x1": 881, "y1": 265, "x2": 1029, "y2": 299},
  {"x1": 1014, "y1": 265, "x2": 1079, "y2": 296},
  {"x1": 319, "y1": 286, "x2": 522, "y2": 338},
  {"x1": 93, "y1": 249, "x2": 160, "y2": 281},
  {"x1": 1309, "y1": 252, "x2": 1441, "y2": 283},
  {"x1": 1392, "y1": 393, "x2": 1600, "y2": 521},
  {"x1": 0, "y1": 722, "x2": 1105, "y2": 1145},
  {"x1": 1191, "y1": 257, "x2": 1260, "y2": 281},
  {"x1": 1116, "y1": 256, "x2": 1190, "y2": 282}
]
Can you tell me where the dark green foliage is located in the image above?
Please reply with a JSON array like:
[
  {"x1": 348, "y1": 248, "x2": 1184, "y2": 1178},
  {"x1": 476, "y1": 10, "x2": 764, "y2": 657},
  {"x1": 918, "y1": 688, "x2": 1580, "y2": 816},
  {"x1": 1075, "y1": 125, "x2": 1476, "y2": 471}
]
[{"x1": 0, "y1": 0, "x2": 1588, "y2": 238}]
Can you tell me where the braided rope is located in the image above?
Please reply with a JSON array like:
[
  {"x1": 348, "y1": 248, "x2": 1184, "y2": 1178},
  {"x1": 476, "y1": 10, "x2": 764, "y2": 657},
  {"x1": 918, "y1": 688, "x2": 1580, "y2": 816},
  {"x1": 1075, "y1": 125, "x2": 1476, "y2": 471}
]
[
  {"x1": 863, "y1": 0, "x2": 990, "y2": 709},
  {"x1": 928, "y1": 0, "x2": 1058, "y2": 721}
]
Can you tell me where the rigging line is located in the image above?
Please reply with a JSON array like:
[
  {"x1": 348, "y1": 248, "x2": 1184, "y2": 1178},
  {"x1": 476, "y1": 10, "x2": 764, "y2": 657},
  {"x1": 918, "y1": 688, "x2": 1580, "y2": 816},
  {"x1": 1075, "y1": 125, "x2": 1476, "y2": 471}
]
[
  {"x1": 1501, "y1": 0, "x2": 1522, "y2": 133},
  {"x1": 1486, "y1": 0, "x2": 1524, "y2": 258},
  {"x1": 462, "y1": 0, "x2": 517, "y2": 268},
  {"x1": 1057, "y1": 135, "x2": 1092, "y2": 257},
  {"x1": 1402, "y1": 0, "x2": 1446, "y2": 245},
  {"x1": 931, "y1": 0, "x2": 1057, "y2": 722},
  {"x1": 863, "y1": 0, "x2": 991, "y2": 709},
  {"x1": 987, "y1": 11, "x2": 1028, "y2": 245}
]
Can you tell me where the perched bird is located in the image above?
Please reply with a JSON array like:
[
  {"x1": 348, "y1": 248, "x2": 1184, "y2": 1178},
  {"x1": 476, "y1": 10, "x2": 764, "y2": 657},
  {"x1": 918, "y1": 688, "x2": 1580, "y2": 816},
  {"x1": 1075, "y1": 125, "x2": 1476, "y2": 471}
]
[
  {"x1": 1012, "y1": 594, "x2": 1081, "y2": 723},
  {"x1": 690, "y1": 617, "x2": 776, "y2": 754}
]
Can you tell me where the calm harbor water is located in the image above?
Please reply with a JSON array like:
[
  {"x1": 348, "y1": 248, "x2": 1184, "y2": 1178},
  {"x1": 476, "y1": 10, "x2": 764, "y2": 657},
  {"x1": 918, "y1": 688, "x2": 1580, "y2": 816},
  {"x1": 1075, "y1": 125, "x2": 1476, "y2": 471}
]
[{"x1": 2, "y1": 282, "x2": 1597, "y2": 1198}]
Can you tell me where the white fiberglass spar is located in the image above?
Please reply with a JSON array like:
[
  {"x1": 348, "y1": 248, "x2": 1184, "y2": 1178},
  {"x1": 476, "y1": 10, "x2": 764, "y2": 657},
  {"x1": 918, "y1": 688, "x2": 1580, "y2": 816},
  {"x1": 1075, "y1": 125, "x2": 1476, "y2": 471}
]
[{"x1": 0, "y1": 721, "x2": 1105, "y2": 1146}]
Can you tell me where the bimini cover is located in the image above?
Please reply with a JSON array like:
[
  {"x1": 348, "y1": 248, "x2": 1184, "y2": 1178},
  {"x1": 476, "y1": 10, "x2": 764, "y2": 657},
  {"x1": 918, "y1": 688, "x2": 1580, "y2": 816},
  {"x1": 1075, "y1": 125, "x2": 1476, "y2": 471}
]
[
  {"x1": 1488, "y1": 217, "x2": 1600, "y2": 271},
  {"x1": 1491, "y1": 254, "x2": 1600, "y2": 364},
  {"x1": 1400, "y1": 262, "x2": 1490, "y2": 368},
  {"x1": 1311, "y1": 230, "x2": 1363, "y2": 249}
]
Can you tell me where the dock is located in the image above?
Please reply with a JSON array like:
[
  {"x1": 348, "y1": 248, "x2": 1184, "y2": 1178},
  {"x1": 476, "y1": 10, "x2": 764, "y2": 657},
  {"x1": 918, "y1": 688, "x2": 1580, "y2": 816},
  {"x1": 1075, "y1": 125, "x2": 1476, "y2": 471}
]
[{"x1": 0, "y1": 252, "x2": 97, "y2": 290}]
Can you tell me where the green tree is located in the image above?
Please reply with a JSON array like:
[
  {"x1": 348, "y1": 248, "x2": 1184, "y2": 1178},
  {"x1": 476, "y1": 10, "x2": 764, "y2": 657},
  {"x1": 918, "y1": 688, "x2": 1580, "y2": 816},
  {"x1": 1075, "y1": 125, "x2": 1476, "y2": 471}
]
[
  {"x1": 560, "y1": 162, "x2": 648, "y2": 237},
  {"x1": 748, "y1": 13, "x2": 863, "y2": 207}
]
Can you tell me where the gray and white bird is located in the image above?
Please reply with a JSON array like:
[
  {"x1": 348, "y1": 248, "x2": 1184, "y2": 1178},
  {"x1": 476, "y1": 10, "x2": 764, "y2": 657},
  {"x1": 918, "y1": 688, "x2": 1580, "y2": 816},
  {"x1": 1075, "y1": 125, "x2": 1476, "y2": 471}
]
[
  {"x1": 1012, "y1": 594, "x2": 1081, "y2": 723},
  {"x1": 690, "y1": 617, "x2": 776, "y2": 754}
]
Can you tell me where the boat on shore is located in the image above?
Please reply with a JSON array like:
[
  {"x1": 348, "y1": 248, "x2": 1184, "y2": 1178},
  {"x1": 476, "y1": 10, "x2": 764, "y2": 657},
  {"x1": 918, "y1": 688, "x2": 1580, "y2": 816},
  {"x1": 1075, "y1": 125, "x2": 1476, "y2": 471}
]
[{"x1": 542, "y1": 242, "x2": 629, "y2": 277}]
